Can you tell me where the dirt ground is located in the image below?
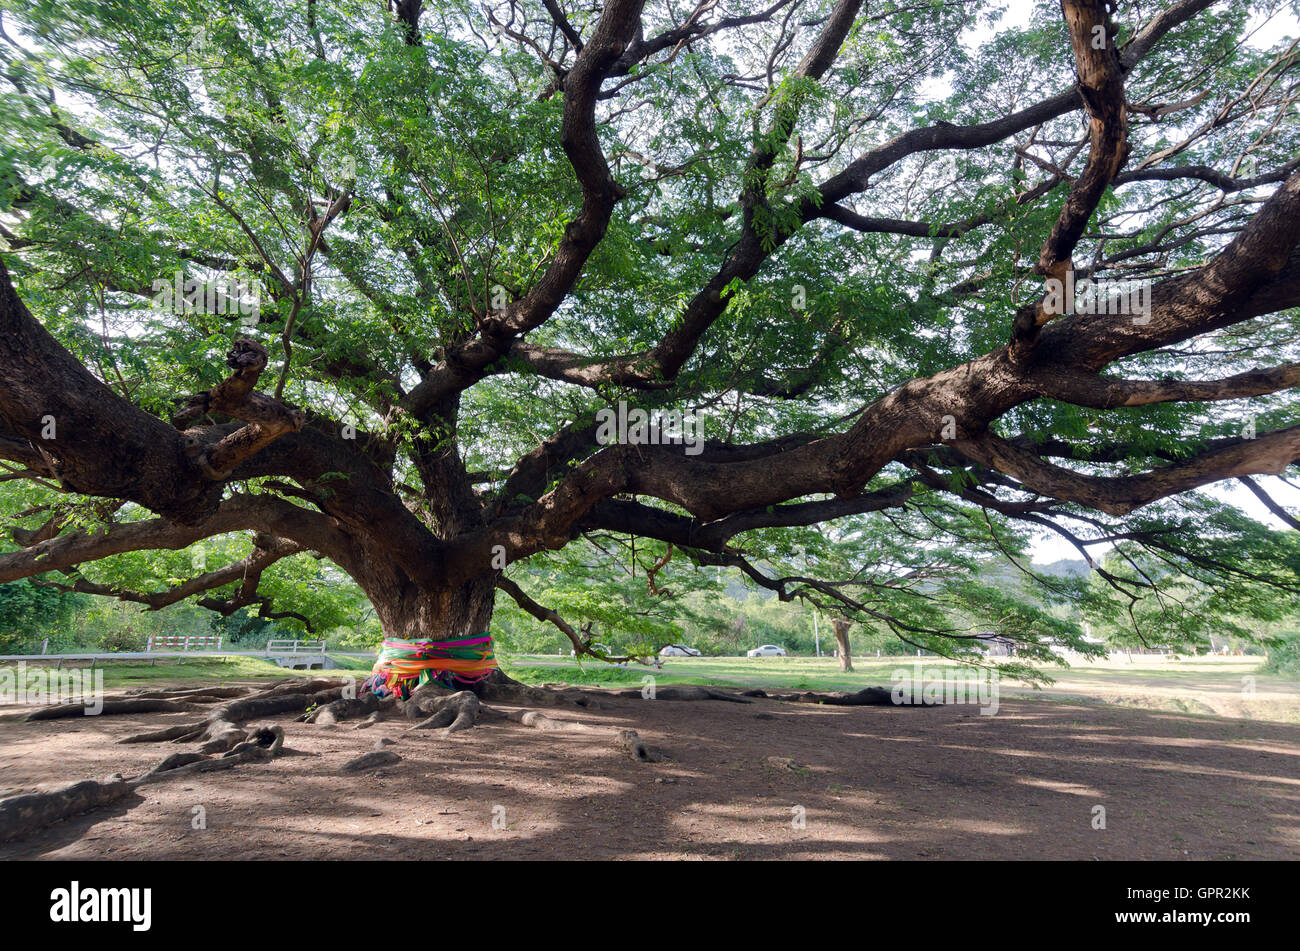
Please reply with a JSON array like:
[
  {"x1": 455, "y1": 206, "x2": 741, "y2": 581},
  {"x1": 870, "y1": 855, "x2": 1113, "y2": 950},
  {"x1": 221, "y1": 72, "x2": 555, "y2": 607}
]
[{"x1": 2, "y1": 686, "x2": 1298, "y2": 860}]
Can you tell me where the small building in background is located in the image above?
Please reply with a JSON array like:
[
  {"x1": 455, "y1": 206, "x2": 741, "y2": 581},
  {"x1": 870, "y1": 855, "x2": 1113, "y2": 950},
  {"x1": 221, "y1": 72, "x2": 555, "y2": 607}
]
[{"x1": 975, "y1": 632, "x2": 1016, "y2": 656}]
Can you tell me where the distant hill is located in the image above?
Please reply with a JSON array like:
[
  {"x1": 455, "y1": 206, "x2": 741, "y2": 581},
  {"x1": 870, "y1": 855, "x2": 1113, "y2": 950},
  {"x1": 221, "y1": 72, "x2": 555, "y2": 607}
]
[
  {"x1": 727, "y1": 555, "x2": 1091, "y2": 602},
  {"x1": 1033, "y1": 557, "x2": 1092, "y2": 578}
]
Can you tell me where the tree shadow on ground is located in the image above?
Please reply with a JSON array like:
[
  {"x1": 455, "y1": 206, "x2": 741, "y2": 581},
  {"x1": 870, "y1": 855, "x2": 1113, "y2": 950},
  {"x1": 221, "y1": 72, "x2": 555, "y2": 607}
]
[{"x1": 1, "y1": 694, "x2": 1298, "y2": 859}]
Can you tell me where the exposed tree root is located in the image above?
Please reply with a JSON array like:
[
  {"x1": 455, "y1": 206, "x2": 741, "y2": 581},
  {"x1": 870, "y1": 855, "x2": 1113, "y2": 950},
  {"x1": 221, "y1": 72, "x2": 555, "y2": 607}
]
[
  {"x1": 5, "y1": 681, "x2": 349, "y2": 839},
  {"x1": 217, "y1": 690, "x2": 334, "y2": 723},
  {"x1": 124, "y1": 686, "x2": 250, "y2": 701},
  {"x1": 404, "y1": 688, "x2": 483, "y2": 734},
  {"x1": 395, "y1": 680, "x2": 665, "y2": 763},
  {"x1": 25, "y1": 698, "x2": 202, "y2": 721},
  {"x1": 473, "y1": 669, "x2": 601, "y2": 708},
  {"x1": 33, "y1": 678, "x2": 353, "y2": 728},
  {"x1": 141, "y1": 751, "x2": 209, "y2": 774},
  {"x1": 743, "y1": 686, "x2": 939, "y2": 707},
  {"x1": 303, "y1": 691, "x2": 380, "y2": 725},
  {"x1": 137, "y1": 725, "x2": 285, "y2": 783},
  {"x1": 501, "y1": 709, "x2": 663, "y2": 762},
  {"x1": 613, "y1": 685, "x2": 752, "y2": 703},
  {"x1": 1, "y1": 717, "x2": 294, "y2": 841},
  {"x1": 118, "y1": 723, "x2": 207, "y2": 744},
  {"x1": 0, "y1": 775, "x2": 135, "y2": 843},
  {"x1": 112, "y1": 685, "x2": 338, "y2": 749},
  {"x1": 254, "y1": 677, "x2": 346, "y2": 698},
  {"x1": 340, "y1": 749, "x2": 402, "y2": 774},
  {"x1": 1, "y1": 717, "x2": 293, "y2": 840},
  {"x1": 0, "y1": 672, "x2": 760, "y2": 842}
]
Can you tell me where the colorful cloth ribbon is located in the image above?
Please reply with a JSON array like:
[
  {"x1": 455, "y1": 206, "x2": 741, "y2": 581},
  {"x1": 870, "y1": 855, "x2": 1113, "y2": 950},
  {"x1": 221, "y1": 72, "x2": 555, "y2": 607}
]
[{"x1": 362, "y1": 635, "x2": 498, "y2": 700}]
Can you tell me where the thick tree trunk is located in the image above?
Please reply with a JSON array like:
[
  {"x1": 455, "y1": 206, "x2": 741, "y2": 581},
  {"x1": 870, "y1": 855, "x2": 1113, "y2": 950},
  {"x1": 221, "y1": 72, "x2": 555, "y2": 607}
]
[
  {"x1": 365, "y1": 573, "x2": 498, "y2": 641},
  {"x1": 832, "y1": 618, "x2": 853, "y2": 672}
]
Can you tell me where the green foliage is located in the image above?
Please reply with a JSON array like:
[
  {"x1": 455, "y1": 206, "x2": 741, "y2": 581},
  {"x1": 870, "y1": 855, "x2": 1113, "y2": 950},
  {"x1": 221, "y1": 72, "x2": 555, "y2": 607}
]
[
  {"x1": 1264, "y1": 632, "x2": 1300, "y2": 676},
  {"x1": 208, "y1": 608, "x2": 286, "y2": 646},
  {"x1": 0, "y1": 579, "x2": 87, "y2": 652},
  {"x1": 0, "y1": 0, "x2": 1297, "y2": 667}
]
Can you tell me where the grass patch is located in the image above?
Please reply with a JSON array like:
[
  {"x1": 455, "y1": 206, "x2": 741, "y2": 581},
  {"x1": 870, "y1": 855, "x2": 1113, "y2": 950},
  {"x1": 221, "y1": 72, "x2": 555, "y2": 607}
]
[
  {"x1": 502, "y1": 654, "x2": 1299, "y2": 723},
  {"x1": 505, "y1": 655, "x2": 900, "y2": 692},
  {"x1": 324, "y1": 654, "x2": 375, "y2": 672},
  {"x1": 506, "y1": 663, "x2": 652, "y2": 686},
  {"x1": 0, "y1": 653, "x2": 374, "y2": 689}
]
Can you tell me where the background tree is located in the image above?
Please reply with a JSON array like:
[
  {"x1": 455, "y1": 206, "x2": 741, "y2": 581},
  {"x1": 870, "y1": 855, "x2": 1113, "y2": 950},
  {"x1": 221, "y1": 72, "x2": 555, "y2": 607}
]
[
  {"x1": 0, "y1": 578, "x2": 85, "y2": 653},
  {"x1": 1, "y1": 0, "x2": 1299, "y2": 716},
  {"x1": 832, "y1": 617, "x2": 854, "y2": 672}
]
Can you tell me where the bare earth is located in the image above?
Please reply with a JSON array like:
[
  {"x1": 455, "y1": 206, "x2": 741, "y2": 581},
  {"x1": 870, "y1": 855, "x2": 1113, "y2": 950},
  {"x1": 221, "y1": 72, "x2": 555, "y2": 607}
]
[{"x1": 2, "y1": 688, "x2": 1298, "y2": 860}]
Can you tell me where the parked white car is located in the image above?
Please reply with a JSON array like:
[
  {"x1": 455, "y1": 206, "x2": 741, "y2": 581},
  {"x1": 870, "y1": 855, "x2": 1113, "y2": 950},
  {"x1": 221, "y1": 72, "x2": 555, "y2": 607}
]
[
  {"x1": 747, "y1": 644, "x2": 787, "y2": 657},
  {"x1": 659, "y1": 645, "x2": 702, "y2": 657}
]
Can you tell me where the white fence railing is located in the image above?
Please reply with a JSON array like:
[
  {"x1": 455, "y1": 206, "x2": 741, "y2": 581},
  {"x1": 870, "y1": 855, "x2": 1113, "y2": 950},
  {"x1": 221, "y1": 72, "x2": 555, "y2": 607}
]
[
  {"x1": 265, "y1": 639, "x2": 327, "y2": 654},
  {"x1": 147, "y1": 635, "x2": 223, "y2": 652}
]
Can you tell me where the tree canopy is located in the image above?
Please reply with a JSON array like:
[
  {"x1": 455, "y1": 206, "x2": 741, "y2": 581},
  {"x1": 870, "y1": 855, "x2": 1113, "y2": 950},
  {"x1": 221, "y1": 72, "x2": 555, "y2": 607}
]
[{"x1": 1, "y1": 0, "x2": 1299, "y2": 667}]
